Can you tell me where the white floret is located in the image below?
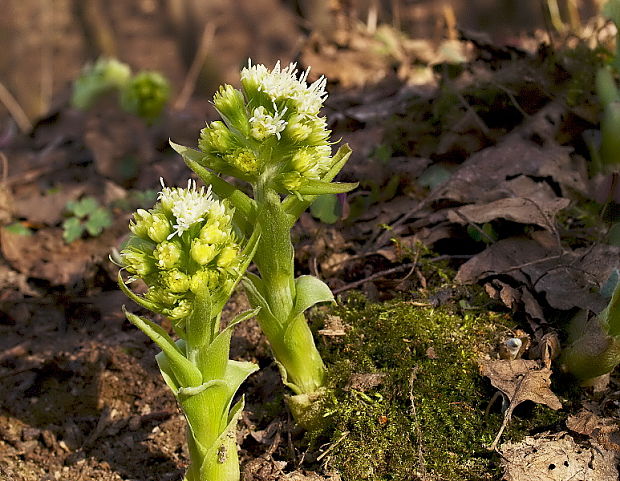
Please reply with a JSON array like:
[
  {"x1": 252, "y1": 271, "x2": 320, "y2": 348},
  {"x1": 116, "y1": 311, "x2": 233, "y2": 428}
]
[
  {"x1": 158, "y1": 178, "x2": 215, "y2": 238},
  {"x1": 249, "y1": 105, "x2": 288, "y2": 140}
]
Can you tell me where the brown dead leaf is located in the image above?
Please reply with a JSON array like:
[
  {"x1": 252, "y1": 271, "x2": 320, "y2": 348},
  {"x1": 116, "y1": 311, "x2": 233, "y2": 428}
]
[
  {"x1": 480, "y1": 359, "x2": 561, "y2": 449},
  {"x1": 0, "y1": 226, "x2": 119, "y2": 286},
  {"x1": 457, "y1": 238, "x2": 620, "y2": 313},
  {"x1": 431, "y1": 136, "x2": 583, "y2": 204},
  {"x1": 501, "y1": 432, "x2": 619, "y2": 481},
  {"x1": 448, "y1": 197, "x2": 569, "y2": 231},
  {"x1": 12, "y1": 184, "x2": 84, "y2": 225},
  {"x1": 567, "y1": 404, "x2": 620, "y2": 451}
]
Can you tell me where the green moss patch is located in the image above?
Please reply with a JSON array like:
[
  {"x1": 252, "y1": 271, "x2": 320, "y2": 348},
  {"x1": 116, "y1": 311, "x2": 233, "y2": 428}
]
[{"x1": 310, "y1": 294, "x2": 566, "y2": 480}]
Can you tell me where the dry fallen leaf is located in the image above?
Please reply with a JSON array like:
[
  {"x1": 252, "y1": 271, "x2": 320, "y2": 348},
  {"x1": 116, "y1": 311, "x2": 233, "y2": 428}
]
[
  {"x1": 479, "y1": 359, "x2": 561, "y2": 449},
  {"x1": 567, "y1": 404, "x2": 620, "y2": 451},
  {"x1": 501, "y1": 432, "x2": 619, "y2": 481},
  {"x1": 457, "y1": 238, "x2": 620, "y2": 313},
  {"x1": 447, "y1": 197, "x2": 569, "y2": 231}
]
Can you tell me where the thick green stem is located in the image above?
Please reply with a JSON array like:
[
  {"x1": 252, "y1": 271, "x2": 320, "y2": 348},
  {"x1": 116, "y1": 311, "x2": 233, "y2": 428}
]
[{"x1": 251, "y1": 183, "x2": 326, "y2": 395}]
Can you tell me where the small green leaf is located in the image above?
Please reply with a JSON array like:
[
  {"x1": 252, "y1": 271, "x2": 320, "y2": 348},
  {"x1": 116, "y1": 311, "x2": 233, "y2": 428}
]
[
  {"x1": 63, "y1": 217, "x2": 84, "y2": 243},
  {"x1": 293, "y1": 275, "x2": 335, "y2": 318},
  {"x1": 84, "y1": 207, "x2": 113, "y2": 236},
  {"x1": 71, "y1": 197, "x2": 99, "y2": 218},
  {"x1": 296, "y1": 180, "x2": 358, "y2": 196},
  {"x1": 3, "y1": 222, "x2": 32, "y2": 236},
  {"x1": 310, "y1": 194, "x2": 340, "y2": 224}
]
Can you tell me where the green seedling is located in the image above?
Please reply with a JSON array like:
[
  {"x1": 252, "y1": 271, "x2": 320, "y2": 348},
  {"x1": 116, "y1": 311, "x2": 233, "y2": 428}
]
[
  {"x1": 71, "y1": 57, "x2": 131, "y2": 110},
  {"x1": 63, "y1": 196, "x2": 112, "y2": 243},
  {"x1": 172, "y1": 60, "x2": 357, "y2": 428},
  {"x1": 118, "y1": 180, "x2": 260, "y2": 481},
  {"x1": 72, "y1": 58, "x2": 170, "y2": 123},
  {"x1": 561, "y1": 275, "x2": 620, "y2": 384}
]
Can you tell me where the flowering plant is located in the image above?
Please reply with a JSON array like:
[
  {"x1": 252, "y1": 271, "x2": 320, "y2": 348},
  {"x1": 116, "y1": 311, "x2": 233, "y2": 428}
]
[
  {"x1": 118, "y1": 179, "x2": 260, "y2": 481},
  {"x1": 172, "y1": 60, "x2": 356, "y2": 427}
]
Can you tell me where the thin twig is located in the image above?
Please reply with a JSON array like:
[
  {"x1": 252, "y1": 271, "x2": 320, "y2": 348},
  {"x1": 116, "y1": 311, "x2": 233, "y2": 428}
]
[
  {"x1": 0, "y1": 81, "x2": 32, "y2": 133},
  {"x1": 317, "y1": 431, "x2": 349, "y2": 461},
  {"x1": 173, "y1": 21, "x2": 217, "y2": 111},
  {"x1": 333, "y1": 262, "x2": 416, "y2": 294}
]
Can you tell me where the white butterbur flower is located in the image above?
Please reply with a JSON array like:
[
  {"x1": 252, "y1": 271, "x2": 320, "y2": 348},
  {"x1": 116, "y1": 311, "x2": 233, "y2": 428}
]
[
  {"x1": 292, "y1": 76, "x2": 327, "y2": 116},
  {"x1": 249, "y1": 105, "x2": 288, "y2": 140},
  {"x1": 242, "y1": 60, "x2": 327, "y2": 116},
  {"x1": 159, "y1": 178, "x2": 214, "y2": 238}
]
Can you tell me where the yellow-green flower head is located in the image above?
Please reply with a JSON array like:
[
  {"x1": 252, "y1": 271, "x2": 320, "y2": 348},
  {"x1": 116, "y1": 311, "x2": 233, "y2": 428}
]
[
  {"x1": 120, "y1": 178, "x2": 243, "y2": 321},
  {"x1": 195, "y1": 60, "x2": 341, "y2": 195},
  {"x1": 71, "y1": 57, "x2": 131, "y2": 110}
]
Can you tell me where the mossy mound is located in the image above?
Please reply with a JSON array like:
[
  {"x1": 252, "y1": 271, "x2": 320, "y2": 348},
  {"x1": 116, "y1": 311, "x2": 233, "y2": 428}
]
[{"x1": 310, "y1": 294, "x2": 566, "y2": 481}]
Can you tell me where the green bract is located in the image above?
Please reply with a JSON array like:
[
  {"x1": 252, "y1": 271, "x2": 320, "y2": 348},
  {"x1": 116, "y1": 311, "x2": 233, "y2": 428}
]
[{"x1": 197, "y1": 61, "x2": 345, "y2": 196}]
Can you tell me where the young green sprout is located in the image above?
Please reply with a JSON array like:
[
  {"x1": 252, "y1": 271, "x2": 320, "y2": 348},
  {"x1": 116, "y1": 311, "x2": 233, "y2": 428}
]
[
  {"x1": 118, "y1": 179, "x2": 259, "y2": 481},
  {"x1": 172, "y1": 60, "x2": 356, "y2": 427},
  {"x1": 71, "y1": 57, "x2": 131, "y2": 110}
]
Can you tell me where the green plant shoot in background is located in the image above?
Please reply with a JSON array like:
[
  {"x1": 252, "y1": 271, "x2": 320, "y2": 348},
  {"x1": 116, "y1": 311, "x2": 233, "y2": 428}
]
[
  {"x1": 172, "y1": 60, "x2": 356, "y2": 427},
  {"x1": 71, "y1": 57, "x2": 170, "y2": 123},
  {"x1": 118, "y1": 180, "x2": 260, "y2": 481}
]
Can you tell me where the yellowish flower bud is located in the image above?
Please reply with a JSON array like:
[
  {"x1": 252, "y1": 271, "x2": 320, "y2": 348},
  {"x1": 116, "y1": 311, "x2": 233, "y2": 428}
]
[
  {"x1": 129, "y1": 209, "x2": 152, "y2": 238},
  {"x1": 122, "y1": 248, "x2": 154, "y2": 277},
  {"x1": 291, "y1": 148, "x2": 315, "y2": 173},
  {"x1": 285, "y1": 114, "x2": 312, "y2": 142},
  {"x1": 226, "y1": 148, "x2": 259, "y2": 175},
  {"x1": 166, "y1": 299, "x2": 192, "y2": 320},
  {"x1": 200, "y1": 121, "x2": 235, "y2": 153},
  {"x1": 278, "y1": 172, "x2": 303, "y2": 191},
  {"x1": 213, "y1": 84, "x2": 249, "y2": 134},
  {"x1": 199, "y1": 223, "x2": 227, "y2": 244},
  {"x1": 190, "y1": 239, "x2": 218, "y2": 265},
  {"x1": 190, "y1": 269, "x2": 219, "y2": 293},
  {"x1": 163, "y1": 269, "x2": 190, "y2": 293},
  {"x1": 216, "y1": 246, "x2": 238, "y2": 268},
  {"x1": 148, "y1": 213, "x2": 172, "y2": 243},
  {"x1": 154, "y1": 241, "x2": 182, "y2": 269}
]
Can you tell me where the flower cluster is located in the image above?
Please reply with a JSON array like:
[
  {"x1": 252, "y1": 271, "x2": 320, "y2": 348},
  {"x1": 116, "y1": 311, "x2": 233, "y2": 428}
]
[
  {"x1": 120, "y1": 71, "x2": 170, "y2": 122},
  {"x1": 121, "y1": 179, "x2": 241, "y2": 322},
  {"x1": 198, "y1": 60, "x2": 334, "y2": 193}
]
